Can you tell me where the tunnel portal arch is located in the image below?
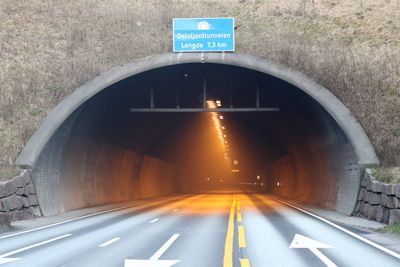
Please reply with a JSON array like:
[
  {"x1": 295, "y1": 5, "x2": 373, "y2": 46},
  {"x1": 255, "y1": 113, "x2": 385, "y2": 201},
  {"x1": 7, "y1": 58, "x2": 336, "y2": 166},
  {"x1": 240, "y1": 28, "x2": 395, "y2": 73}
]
[{"x1": 17, "y1": 53, "x2": 379, "y2": 216}]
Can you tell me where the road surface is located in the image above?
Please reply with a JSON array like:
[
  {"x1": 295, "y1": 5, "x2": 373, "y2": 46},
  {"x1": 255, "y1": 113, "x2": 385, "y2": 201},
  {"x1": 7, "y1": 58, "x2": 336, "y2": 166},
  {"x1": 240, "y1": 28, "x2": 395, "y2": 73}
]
[{"x1": 0, "y1": 194, "x2": 399, "y2": 266}]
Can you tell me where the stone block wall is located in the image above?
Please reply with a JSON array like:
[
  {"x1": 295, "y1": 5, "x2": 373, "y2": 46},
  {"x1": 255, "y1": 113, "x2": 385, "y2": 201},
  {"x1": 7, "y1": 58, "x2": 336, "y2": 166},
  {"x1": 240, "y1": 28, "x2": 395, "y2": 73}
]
[
  {"x1": 354, "y1": 169, "x2": 400, "y2": 224},
  {"x1": 0, "y1": 170, "x2": 41, "y2": 230}
]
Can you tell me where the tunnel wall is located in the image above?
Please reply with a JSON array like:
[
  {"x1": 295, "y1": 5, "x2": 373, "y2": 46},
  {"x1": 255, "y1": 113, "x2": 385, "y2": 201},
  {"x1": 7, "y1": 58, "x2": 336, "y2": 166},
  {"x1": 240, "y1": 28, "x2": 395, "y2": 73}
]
[
  {"x1": 139, "y1": 156, "x2": 178, "y2": 198},
  {"x1": 266, "y1": 103, "x2": 361, "y2": 214},
  {"x1": 268, "y1": 145, "x2": 360, "y2": 214},
  {"x1": 31, "y1": 111, "x2": 79, "y2": 216},
  {"x1": 33, "y1": 125, "x2": 180, "y2": 216}
]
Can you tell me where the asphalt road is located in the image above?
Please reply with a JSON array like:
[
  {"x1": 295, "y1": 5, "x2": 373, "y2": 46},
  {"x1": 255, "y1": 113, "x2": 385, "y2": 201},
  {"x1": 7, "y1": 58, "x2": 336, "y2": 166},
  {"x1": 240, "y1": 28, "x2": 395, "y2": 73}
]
[{"x1": 0, "y1": 194, "x2": 399, "y2": 267}]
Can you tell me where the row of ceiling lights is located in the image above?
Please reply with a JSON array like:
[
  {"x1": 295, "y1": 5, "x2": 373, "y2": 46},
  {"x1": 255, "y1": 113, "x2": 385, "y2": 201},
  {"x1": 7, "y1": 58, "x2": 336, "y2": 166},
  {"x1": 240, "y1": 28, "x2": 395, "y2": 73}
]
[{"x1": 206, "y1": 100, "x2": 232, "y2": 170}]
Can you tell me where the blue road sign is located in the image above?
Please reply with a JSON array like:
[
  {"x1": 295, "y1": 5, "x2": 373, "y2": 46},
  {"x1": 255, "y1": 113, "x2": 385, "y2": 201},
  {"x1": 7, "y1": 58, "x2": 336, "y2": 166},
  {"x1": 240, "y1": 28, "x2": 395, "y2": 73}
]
[{"x1": 173, "y1": 18, "x2": 235, "y2": 52}]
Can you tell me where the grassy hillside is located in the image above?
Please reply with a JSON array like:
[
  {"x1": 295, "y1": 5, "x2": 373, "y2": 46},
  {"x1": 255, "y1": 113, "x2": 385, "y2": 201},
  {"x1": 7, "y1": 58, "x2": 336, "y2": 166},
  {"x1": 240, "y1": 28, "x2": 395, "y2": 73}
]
[{"x1": 0, "y1": 0, "x2": 399, "y2": 179}]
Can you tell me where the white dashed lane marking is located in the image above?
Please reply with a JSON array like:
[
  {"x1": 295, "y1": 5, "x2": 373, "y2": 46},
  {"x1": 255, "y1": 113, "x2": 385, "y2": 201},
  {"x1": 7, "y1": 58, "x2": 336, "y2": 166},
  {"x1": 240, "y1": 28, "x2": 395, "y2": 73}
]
[
  {"x1": 99, "y1": 237, "x2": 120, "y2": 247},
  {"x1": 149, "y1": 218, "x2": 160, "y2": 224}
]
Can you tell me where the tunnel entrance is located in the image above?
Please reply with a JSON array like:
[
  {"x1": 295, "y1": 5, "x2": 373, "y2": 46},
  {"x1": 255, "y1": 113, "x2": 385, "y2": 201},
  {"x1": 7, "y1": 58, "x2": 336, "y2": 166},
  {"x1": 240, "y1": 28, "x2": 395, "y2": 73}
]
[{"x1": 17, "y1": 53, "x2": 379, "y2": 216}]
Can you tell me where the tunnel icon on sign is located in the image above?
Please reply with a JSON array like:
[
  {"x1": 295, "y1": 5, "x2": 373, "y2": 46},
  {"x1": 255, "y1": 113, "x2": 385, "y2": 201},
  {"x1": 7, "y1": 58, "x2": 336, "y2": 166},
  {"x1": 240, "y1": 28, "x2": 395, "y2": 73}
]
[{"x1": 197, "y1": 21, "x2": 210, "y2": 30}]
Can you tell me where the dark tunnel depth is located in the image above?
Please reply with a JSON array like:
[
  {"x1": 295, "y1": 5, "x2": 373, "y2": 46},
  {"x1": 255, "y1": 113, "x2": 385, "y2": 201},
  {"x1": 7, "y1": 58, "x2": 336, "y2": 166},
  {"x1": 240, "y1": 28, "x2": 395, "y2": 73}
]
[{"x1": 31, "y1": 63, "x2": 361, "y2": 216}]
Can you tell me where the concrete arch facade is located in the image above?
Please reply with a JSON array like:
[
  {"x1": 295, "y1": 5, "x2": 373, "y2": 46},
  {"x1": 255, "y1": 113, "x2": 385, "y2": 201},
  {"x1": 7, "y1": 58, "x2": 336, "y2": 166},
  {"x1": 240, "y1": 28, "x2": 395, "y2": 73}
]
[{"x1": 16, "y1": 53, "x2": 379, "y2": 216}]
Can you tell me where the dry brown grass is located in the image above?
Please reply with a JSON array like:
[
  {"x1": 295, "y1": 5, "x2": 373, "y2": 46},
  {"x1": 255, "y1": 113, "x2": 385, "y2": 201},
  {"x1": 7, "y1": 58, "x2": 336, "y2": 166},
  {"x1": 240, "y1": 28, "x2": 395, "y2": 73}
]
[{"x1": 0, "y1": 0, "x2": 399, "y2": 180}]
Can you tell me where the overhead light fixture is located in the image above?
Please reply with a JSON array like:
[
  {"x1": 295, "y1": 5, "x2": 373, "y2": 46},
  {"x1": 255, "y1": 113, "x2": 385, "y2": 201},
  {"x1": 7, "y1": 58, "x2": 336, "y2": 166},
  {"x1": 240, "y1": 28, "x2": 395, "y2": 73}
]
[
  {"x1": 206, "y1": 100, "x2": 217, "y2": 109},
  {"x1": 216, "y1": 100, "x2": 222, "y2": 107}
]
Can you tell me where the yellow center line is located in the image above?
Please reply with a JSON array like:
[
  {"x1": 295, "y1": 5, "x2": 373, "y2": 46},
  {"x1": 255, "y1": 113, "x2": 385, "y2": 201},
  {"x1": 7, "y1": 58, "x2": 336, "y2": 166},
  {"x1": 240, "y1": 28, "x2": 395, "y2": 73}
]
[
  {"x1": 237, "y1": 210, "x2": 242, "y2": 223},
  {"x1": 238, "y1": 225, "x2": 247, "y2": 248},
  {"x1": 223, "y1": 194, "x2": 236, "y2": 267},
  {"x1": 237, "y1": 195, "x2": 251, "y2": 266},
  {"x1": 240, "y1": 258, "x2": 251, "y2": 267}
]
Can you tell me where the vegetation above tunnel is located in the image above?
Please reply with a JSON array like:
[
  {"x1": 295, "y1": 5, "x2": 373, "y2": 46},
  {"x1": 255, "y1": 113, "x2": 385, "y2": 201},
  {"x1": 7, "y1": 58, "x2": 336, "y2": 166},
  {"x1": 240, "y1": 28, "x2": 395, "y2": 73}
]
[{"x1": 0, "y1": 0, "x2": 399, "y2": 180}]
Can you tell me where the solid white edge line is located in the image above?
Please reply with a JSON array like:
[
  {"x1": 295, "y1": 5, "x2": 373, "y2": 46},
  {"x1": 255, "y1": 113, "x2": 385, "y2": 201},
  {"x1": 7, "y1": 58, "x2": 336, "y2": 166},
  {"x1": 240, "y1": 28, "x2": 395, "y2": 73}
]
[
  {"x1": 150, "y1": 218, "x2": 160, "y2": 224},
  {"x1": 99, "y1": 237, "x2": 120, "y2": 247},
  {"x1": 267, "y1": 195, "x2": 400, "y2": 260},
  {"x1": 0, "y1": 196, "x2": 185, "y2": 239},
  {"x1": 149, "y1": 234, "x2": 180, "y2": 260},
  {"x1": 0, "y1": 234, "x2": 72, "y2": 258}
]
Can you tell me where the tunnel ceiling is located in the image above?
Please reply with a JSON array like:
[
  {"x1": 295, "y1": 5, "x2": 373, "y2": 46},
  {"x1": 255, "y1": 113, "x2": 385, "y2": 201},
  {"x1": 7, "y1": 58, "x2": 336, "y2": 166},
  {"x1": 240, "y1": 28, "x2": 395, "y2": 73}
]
[{"x1": 17, "y1": 53, "x2": 380, "y2": 216}]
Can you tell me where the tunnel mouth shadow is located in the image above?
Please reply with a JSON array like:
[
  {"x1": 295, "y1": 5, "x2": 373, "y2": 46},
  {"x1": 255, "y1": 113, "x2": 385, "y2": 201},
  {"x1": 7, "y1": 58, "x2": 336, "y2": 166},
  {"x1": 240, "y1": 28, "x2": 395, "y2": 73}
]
[{"x1": 16, "y1": 53, "x2": 378, "y2": 217}]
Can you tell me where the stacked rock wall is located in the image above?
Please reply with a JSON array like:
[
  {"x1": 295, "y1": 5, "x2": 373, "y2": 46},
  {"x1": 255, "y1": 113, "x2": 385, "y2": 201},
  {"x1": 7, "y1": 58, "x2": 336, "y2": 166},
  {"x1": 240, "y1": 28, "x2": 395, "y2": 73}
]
[
  {"x1": 354, "y1": 169, "x2": 400, "y2": 224},
  {"x1": 0, "y1": 170, "x2": 41, "y2": 230}
]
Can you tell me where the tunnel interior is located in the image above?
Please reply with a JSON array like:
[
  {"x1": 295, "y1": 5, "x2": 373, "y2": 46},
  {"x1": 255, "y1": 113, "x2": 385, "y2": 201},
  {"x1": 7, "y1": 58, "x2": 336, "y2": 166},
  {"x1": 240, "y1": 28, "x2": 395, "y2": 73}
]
[{"x1": 32, "y1": 63, "x2": 361, "y2": 216}]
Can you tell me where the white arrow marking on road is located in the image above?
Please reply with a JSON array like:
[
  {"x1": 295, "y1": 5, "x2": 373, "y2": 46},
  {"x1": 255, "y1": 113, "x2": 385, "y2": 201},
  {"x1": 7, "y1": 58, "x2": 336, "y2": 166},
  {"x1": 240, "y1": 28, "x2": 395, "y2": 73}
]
[
  {"x1": 269, "y1": 195, "x2": 400, "y2": 259},
  {"x1": 124, "y1": 234, "x2": 180, "y2": 267},
  {"x1": 290, "y1": 234, "x2": 337, "y2": 267},
  {"x1": 0, "y1": 234, "x2": 72, "y2": 265}
]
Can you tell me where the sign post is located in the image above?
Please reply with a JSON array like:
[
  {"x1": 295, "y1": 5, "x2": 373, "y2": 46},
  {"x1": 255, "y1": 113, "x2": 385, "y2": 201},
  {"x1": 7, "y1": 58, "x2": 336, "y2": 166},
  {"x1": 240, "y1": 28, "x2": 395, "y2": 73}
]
[{"x1": 173, "y1": 18, "x2": 235, "y2": 52}]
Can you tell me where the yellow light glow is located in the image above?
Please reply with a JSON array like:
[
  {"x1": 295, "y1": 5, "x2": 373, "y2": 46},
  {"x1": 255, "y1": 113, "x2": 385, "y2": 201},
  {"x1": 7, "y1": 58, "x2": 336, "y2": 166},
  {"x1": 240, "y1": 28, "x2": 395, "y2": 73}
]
[{"x1": 232, "y1": 169, "x2": 240, "y2": 173}]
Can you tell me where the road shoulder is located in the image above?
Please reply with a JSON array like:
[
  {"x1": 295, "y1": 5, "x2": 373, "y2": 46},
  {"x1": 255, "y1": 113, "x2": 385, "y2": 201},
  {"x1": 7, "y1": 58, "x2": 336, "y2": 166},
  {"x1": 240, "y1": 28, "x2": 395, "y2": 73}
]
[{"x1": 267, "y1": 194, "x2": 400, "y2": 254}]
